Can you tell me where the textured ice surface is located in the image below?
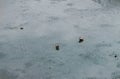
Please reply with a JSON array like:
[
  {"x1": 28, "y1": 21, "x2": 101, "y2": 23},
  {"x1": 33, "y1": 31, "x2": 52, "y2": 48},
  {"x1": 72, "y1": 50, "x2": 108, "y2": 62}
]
[{"x1": 0, "y1": 0, "x2": 120, "y2": 79}]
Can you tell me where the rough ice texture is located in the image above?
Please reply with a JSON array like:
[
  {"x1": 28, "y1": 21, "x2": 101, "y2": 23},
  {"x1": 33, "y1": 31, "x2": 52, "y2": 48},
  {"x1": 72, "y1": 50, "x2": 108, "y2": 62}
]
[{"x1": 0, "y1": 0, "x2": 120, "y2": 79}]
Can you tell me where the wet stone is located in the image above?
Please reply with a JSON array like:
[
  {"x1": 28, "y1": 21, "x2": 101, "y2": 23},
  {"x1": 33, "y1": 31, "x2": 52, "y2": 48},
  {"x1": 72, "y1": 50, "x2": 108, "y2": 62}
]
[
  {"x1": 79, "y1": 37, "x2": 84, "y2": 43},
  {"x1": 55, "y1": 45, "x2": 60, "y2": 51}
]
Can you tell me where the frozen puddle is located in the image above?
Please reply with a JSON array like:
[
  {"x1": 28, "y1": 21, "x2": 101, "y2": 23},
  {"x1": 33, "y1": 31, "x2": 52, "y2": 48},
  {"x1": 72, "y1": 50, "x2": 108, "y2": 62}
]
[{"x1": 0, "y1": 0, "x2": 120, "y2": 79}]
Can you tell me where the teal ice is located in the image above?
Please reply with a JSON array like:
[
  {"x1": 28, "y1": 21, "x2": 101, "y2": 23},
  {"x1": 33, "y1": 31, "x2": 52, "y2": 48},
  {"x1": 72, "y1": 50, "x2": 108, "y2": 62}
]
[{"x1": 0, "y1": 0, "x2": 120, "y2": 79}]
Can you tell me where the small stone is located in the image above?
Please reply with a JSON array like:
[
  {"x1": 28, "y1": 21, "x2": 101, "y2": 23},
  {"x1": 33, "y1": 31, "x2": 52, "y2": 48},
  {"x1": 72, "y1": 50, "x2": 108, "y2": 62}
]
[
  {"x1": 114, "y1": 55, "x2": 117, "y2": 58},
  {"x1": 20, "y1": 27, "x2": 24, "y2": 30},
  {"x1": 79, "y1": 37, "x2": 84, "y2": 43},
  {"x1": 55, "y1": 45, "x2": 59, "y2": 51}
]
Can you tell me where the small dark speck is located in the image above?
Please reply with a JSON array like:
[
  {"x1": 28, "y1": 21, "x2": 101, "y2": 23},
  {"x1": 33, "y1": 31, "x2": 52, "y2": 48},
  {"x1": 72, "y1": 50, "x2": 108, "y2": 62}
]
[
  {"x1": 114, "y1": 55, "x2": 117, "y2": 58},
  {"x1": 79, "y1": 37, "x2": 84, "y2": 43},
  {"x1": 20, "y1": 27, "x2": 24, "y2": 30},
  {"x1": 55, "y1": 45, "x2": 60, "y2": 51}
]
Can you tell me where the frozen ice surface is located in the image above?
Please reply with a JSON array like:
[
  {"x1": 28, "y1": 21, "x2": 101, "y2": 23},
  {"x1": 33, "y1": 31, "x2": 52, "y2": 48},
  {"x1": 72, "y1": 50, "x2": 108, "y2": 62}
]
[{"x1": 0, "y1": 0, "x2": 120, "y2": 79}]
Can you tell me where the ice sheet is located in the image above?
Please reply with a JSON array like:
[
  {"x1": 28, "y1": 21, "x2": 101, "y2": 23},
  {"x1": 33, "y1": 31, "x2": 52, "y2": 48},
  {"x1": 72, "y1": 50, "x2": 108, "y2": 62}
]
[{"x1": 0, "y1": 0, "x2": 120, "y2": 79}]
